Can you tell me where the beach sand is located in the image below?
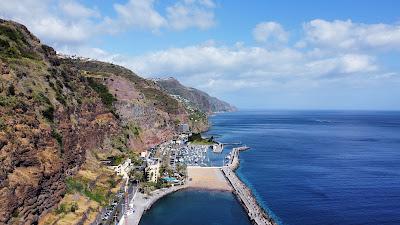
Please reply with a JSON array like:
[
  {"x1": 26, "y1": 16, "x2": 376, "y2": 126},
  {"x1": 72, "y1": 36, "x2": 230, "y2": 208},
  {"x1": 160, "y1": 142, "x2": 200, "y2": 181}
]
[{"x1": 187, "y1": 166, "x2": 232, "y2": 191}]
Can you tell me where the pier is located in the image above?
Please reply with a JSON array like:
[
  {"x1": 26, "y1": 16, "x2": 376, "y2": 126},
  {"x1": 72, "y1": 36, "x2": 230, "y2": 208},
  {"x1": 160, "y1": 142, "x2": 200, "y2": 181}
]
[{"x1": 222, "y1": 147, "x2": 277, "y2": 225}]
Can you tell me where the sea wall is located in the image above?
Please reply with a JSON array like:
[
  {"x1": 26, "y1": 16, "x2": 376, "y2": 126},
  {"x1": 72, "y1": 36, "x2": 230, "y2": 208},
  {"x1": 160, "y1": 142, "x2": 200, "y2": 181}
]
[{"x1": 222, "y1": 148, "x2": 278, "y2": 225}]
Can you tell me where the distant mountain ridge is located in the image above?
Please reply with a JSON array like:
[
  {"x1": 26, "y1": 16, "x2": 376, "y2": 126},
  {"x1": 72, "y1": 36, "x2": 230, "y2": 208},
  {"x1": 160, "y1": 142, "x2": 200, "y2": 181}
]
[{"x1": 154, "y1": 77, "x2": 237, "y2": 114}]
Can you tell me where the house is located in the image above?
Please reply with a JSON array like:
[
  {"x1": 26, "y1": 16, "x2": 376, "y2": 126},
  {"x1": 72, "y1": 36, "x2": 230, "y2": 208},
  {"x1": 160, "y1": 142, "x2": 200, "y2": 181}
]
[
  {"x1": 145, "y1": 158, "x2": 160, "y2": 183},
  {"x1": 111, "y1": 158, "x2": 133, "y2": 179},
  {"x1": 140, "y1": 151, "x2": 149, "y2": 158}
]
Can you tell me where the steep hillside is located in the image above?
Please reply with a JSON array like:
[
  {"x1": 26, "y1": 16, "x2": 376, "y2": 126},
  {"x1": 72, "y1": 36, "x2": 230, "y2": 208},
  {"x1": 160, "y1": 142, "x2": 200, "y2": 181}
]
[
  {"x1": 155, "y1": 77, "x2": 237, "y2": 114},
  {"x1": 0, "y1": 19, "x2": 208, "y2": 224},
  {"x1": 62, "y1": 59, "x2": 209, "y2": 151}
]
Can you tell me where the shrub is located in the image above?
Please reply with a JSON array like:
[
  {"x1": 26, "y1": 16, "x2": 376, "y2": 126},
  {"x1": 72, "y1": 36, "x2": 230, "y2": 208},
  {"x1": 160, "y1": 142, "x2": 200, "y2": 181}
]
[
  {"x1": 87, "y1": 77, "x2": 116, "y2": 109},
  {"x1": 51, "y1": 129, "x2": 63, "y2": 146},
  {"x1": 55, "y1": 203, "x2": 67, "y2": 214},
  {"x1": 70, "y1": 202, "x2": 79, "y2": 213},
  {"x1": 42, "y1": 106, "x2": 55, "y2": 122},
  {"x1": 7, "y1": 84, "x2": 15, "y2": 96},
  {"x1": 0, "y1": 118, "x2": 5, "y2": 131},
  {"x1": 33, "y1": 92, "x2": 51, "y2": 105},
  {"x1": 66, "y1": 177, "x2": 85, "y2": 193},
  {"x1": 107, "y1": 178, "x2": 117, "y2": 188}
]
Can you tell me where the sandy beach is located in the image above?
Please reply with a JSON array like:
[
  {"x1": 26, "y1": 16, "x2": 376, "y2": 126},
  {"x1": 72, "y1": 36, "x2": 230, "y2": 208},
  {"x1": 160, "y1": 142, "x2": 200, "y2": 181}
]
[{"x1": 187, "y1": 166, "x2": 233, "y2": 191}]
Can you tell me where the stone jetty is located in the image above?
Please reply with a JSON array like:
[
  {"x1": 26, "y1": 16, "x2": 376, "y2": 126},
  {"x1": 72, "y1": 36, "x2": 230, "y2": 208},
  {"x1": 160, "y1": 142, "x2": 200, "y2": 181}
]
[{"x1": 222, "y1": 147, "x2": 277, "y2": 225}]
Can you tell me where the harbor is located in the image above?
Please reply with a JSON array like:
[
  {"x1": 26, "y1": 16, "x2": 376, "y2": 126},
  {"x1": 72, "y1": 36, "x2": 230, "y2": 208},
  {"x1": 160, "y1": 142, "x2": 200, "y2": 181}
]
[{"x1": 98, "y1": 131, "x2": 276, "y2": 225}]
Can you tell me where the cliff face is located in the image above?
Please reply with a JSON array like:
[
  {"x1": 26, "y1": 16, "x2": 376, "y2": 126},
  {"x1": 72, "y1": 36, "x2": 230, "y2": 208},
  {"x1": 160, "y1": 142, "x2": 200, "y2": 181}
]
[
  {"x1": 0, "y1": 19, "x2": 121, "y2": 224},
  {"x1": 0, "y1": 19, "x2": 209, "y2": 224},
  {"x1": 155, "y1": 77, "x2": 237, "y2": 114},
  {"x1": 62, "y1": 60, "x2": 209, "y2": 151}
]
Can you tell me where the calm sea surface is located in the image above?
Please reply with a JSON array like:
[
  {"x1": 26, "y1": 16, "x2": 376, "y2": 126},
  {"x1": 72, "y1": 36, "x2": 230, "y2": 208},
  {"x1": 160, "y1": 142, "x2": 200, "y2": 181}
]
[
  {"x1": 139, "y1": 189, "x2": 252, "y2": 225},
  {"x1": 140, "y1": 110, "x2": 400, "y2": 225}
]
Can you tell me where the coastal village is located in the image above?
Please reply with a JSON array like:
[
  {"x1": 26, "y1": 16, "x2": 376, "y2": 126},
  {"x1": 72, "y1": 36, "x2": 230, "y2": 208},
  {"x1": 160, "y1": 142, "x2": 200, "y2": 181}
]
[{"x1": 91, "y1": 123, "x2": 276, "y2": 225}]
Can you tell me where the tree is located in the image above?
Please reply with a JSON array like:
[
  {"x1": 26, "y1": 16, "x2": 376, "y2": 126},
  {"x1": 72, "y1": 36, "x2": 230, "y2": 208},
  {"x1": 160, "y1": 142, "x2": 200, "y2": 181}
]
[{"x1": 130, "y1": 170, "x2": 144, "y2": 182}]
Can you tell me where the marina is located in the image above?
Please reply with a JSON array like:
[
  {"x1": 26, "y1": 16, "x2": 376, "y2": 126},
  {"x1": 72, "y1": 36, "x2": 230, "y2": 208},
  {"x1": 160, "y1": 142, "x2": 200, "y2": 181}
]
[{"x1": 102, "y1": 131, "x2": 275, "y2": 225}]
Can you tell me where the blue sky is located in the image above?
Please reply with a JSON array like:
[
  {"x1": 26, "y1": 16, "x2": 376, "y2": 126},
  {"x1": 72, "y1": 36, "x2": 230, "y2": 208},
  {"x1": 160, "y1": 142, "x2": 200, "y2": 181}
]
[{"x1": 1, "y1": 0, "x2": 400, "y2": 110}]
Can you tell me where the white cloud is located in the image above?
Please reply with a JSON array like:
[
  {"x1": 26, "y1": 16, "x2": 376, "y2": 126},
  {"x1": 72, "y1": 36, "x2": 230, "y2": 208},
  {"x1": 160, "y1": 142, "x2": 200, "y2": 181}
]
[
  {"x1": 96, "y1": 42, "x2": 379, "y2": 95},
  {"x1": 305, "y1": 54, "x2": 377, "y2": 76},
  {"x1": 59, "y1": 0, "x2": 100, "y2": 19},
  {"x1": 0, "y1": 0, "x2": 217, "y2": 46},
  {"x1": 253, "y1": 21, "x2": 288, "y2": 43},
  {"x1": 0, "y1": 0, "x2": 99, "y2": 44},
  {"x1": 303, "y1": 19, "x2": 400, "y2": 51},
  {"x1": 166, "y1": 0, "x2": 216, "y2": 30},
  {"x1": 112, "y1": 0, "x2": 166, "y2": 31}
]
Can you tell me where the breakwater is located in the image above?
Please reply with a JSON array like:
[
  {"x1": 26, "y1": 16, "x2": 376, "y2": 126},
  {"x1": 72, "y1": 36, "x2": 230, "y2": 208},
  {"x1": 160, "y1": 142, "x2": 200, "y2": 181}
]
[{"x1": 222, "y1": 147, "x2": 277, "y2": 225}]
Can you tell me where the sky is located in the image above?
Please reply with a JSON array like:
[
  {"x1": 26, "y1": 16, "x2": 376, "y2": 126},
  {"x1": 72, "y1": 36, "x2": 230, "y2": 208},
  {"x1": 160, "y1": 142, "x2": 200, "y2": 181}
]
[{"x1": 1, "y1": 0, "x2": 400, "y2": 110}]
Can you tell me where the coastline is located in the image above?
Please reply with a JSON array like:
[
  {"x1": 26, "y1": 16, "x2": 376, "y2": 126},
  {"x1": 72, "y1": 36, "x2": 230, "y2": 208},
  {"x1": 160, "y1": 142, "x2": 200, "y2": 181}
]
[
  {"x1": 126, "y1": 148, "x2": 277, "y2": 225},
  {"x1": 128, "y1": 147, "x2": 277, "y2": 225},
  {"x1": 123, "y1": 184, "x2": 188, "y2": 225},
  {"x1": 222, "y1": 147, "x2": 278, "y2": 225}
]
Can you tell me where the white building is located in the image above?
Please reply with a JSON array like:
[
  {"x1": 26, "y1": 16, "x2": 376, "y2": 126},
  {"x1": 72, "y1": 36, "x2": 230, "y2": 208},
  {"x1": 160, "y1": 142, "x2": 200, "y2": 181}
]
[
  {"x1": 140, "y1": 151, "x2": 149, "y2": 158},
  {"x1": 145, "y1": 158, "x2": 160, "y2": 183},
  {"x1": 111, "y1": 158, "x2": 132, "y2": 179}
]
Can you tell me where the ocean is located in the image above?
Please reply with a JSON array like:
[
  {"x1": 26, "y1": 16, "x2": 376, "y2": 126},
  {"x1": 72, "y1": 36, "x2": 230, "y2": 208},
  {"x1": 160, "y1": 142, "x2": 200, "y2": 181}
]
[{"x1": 140, "y1": 110, "x2": 400, "y2": 225}]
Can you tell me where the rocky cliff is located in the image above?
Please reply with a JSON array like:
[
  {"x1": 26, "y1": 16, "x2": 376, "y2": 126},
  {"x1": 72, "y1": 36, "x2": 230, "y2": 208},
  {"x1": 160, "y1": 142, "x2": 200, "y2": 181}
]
[
  {"x1": 155, "y1": 77, "x2": 237, "y2": 114},
  {"x1": 0, "y1": 19, "x2": 209, "y2": 224}
]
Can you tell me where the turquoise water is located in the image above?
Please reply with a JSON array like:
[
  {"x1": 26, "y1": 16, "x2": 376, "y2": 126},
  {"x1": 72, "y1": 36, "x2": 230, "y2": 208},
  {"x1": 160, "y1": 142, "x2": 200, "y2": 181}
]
[
  {"x1": 139, "y1": 189, "x2": 252, "y2": 225},
  {"x1": 140, "y1": 110, "x2": 400, "y2": 225}
]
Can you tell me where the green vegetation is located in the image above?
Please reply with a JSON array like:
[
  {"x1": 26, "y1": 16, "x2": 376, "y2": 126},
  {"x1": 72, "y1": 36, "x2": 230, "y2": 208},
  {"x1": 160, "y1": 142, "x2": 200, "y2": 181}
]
[
  {"x1": 70, "y1": 202, "x2": 79, "y2": 213},
  {"x1": 11, "y1": 210, "x2": 18, "y2": 218},
  {"x1": 65, "y1": 177, "x2": 108, "y2": 204},
  {"x1": 127, "y1": 151, "x2": 144, "y2": 166},
  {"x1": 111, "y1": 134, "x2": 128, "y2": 152},
  {"x1": 141, "y1": 87, "x2": 180, "y2": 114},
  {"x1": 189, "y1": 110, "x2": 207, "y2": 122},
  {"x1": 33, "y1": 92, "x2": 56, "y2": 123},
  {"x1": 0, "y1": 24, "x2": 38, "y2": 59},
  {"x1": 49, "y1": 80, "x2": 66, "y2": 105},
  {"x1": 87, "y1": 77, "x2": 116, "y2": 109},
  {"x1": 129, "y1": 170, "x2": 145, "y2": 182},
  {"x1": 42, "y1": 106, "x2": 55, "y2": 122},
  {"x1": 0, "y1": 95, "x2": 17, "y2": 107},
  {"x1": 140, "y1": 180, "x2": 168, "y2": 194},
  {"x1": 55, "y1": 203, "x2": 67, "y2": 214},
  {"x1": 125, "y1": 122, "x2": 141, "y2": 136},
  {"x1": 107, "y1": 178, "x2": 117, "y2": 189},
  {"x1": 33, "y1": 92, "x2": 51, "y2": 105},
  {"x1": 54, "y1": 202, "x2": 79, "y2": 214},
  {"x1": 7, "y1": 84, "x2": 15, "y2": 96},
  {"x1": 159, "y1": 165, "x2": 174, "y2": 177},
  {"x1": 51, "y1": 129, "x2": 63, "y2": 146},
  {"x1": 188, "y1": 133, "x2": 215, "y2": 145},
  {"x1": 0, "y1": 118, "x2": 5, "y2": 131},
  {"x1": 109, "y1": 155, "x2": 125, "y2": 166},
  {"x1": 176, "y1": 163, "x2": 187, "y2": 176},
  {"x1": 0, "y1": 25, "x2": 26, "y2": 43}
]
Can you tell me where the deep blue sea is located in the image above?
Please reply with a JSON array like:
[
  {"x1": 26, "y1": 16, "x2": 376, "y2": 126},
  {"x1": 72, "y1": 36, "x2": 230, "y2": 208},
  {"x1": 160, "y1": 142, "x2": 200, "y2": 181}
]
[{"x1": 141, "y1": 110, "x2": 400, "y2": 225}]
